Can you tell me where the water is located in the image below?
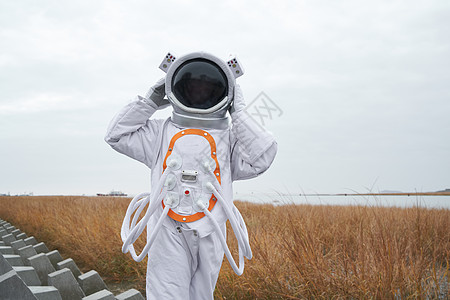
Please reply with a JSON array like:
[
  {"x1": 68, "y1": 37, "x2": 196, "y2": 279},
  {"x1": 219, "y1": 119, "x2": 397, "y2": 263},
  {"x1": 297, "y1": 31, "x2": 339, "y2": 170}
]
[{"x1": 235, "y1": 193, "x2": 450, "y2": 209}]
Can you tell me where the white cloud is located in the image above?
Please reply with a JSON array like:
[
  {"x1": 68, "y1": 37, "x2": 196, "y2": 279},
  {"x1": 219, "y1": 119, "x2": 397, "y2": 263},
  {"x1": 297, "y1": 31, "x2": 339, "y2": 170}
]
[{"x1": 0, "y1": 92, "x2": 87, "y2": 114}]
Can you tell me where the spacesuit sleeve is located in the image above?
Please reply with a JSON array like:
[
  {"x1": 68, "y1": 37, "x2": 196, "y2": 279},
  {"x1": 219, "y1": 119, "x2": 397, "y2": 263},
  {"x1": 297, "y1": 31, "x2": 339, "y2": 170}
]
[
  {"x1": 104, "y1": 96, "x2": 163, "y2": 168},
  {"x1": 230, "y1": 110, "x2": 278, "y2": 181}
]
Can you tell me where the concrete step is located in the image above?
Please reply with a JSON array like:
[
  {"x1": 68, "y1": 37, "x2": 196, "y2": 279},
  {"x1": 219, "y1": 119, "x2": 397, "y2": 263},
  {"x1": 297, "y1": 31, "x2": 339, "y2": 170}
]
[
  {"x1": 29, "y1": 286, "x2": 63, "y2": 300},
  {"x1": 0, "y1": 246, "x2": 14, "y2": 255},
  {"x1": 11, "y1": 238, "x2": 27, "y2": 253},
  {"x1": 24, "y1": 236, "x2": 38, "y2": 246},
  {"x1": 0, "y1": 269, "x2": 38, "y2": 299},
  {"x1": 116, "y1": 289, "x2": 146, "y2": 300},
  {"x1": 3, "y1": 254, "x2": 24, "y2": 266},
  {"x1": 82, "y1": 289, "x2": 115, "y2": 300},
  {"x1": 13, "y1": 266, "x2": 41, "y2": 286},
  {"x1": 77, "y1": 270, "x2": 109, "y2": 296},
  {"x1": 57, "y1": 258, "x2": 82, "y2": 278},
  {"x1": 29, "y1": 253, "x2": 56, "y2": 285},
  {"x1": 48, "y1": 268, "x2": 85, "y2": 300},
  {"x1": 2, "y1": 233, "x2": 16, "y2": 246},
  {"x1": 0, "y1": 253, "x2": 14, "y2": 274},
  {"x1": 46, "y1": 250, "x2": 64, "y2": 269},
  {"x1": 19, "y1": 244, "x2": 39, "y2": 265},
  {"x1": 34, "y1": 241, "x2": 50, "y2": 254}
]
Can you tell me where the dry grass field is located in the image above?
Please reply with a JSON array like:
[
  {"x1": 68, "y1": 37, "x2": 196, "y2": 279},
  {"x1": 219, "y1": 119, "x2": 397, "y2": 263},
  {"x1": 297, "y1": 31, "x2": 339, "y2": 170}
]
[{"x1": 0, "y1": 196, "x2": 448, "y2": 299}]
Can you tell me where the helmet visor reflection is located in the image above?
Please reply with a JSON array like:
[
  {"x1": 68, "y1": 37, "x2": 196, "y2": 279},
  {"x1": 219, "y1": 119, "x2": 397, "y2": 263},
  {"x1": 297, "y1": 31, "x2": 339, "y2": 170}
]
[{"x1": 172, "y1": 59, "x2": 228, "y2": 110}]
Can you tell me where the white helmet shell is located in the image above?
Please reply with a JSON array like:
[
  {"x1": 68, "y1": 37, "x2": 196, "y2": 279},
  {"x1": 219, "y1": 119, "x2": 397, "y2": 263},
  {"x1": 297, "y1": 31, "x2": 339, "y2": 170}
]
[{"x1": 165, "y1": 52, "x2": 236, "y2": 129}]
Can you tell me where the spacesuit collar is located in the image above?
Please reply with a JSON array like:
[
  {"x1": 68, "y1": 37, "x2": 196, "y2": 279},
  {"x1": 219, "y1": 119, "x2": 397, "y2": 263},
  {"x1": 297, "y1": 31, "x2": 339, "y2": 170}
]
[{"x1": 171, "y1": 111, "x2": 230, "y2": 130}]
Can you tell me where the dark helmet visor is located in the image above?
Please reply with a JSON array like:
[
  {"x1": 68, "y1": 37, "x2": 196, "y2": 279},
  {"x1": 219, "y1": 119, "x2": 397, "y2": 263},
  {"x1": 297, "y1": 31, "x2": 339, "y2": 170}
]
[{"x1": 172, "y1": 59, "x2": 228, "y2": 110}]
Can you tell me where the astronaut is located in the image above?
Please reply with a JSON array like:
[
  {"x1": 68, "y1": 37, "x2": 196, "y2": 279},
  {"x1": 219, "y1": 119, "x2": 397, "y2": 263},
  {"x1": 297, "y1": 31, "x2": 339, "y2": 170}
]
[{"x1": 105, "y1": 52, "x2": 277, "y2": 299}]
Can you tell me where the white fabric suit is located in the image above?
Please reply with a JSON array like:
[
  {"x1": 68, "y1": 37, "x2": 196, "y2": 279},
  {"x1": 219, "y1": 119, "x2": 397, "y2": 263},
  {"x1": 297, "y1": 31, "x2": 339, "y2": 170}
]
[{"x1": 105, "y1": 54, "x2": 277, "y2": 299}]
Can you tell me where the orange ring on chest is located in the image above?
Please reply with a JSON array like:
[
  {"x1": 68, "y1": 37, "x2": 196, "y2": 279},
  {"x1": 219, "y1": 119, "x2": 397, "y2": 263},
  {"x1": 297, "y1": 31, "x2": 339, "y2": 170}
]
[{"x1": 162, "y1": 129, "x2": 221, "y2": 223}]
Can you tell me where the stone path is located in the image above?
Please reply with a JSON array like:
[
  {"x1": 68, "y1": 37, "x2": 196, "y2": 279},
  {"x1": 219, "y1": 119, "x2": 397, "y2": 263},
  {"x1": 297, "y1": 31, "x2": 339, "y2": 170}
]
[{"x1": 0, "y1": 218, "x2": 145, "y2": 300}]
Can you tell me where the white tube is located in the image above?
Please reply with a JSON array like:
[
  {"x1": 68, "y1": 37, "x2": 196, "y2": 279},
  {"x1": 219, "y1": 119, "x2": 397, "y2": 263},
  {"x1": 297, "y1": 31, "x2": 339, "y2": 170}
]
[
  {"x1": 121, "y1": 170, "x2": 170, "y2": 261},
  {"x1": 127, "y1": 205, "x2": 170, "y2": 262},
  {"x1": 125, "y1": 195, "x2": 151, "y2": 244},
  {"x1": 121, "y1": 192, "x2": 150, "y2": 243},
  {"x1": 232, "y1": 205, "x2": 252, "y2": 259},
  {"x1": 208, "y1": 181, "x2": 252, "y2": 259},
  {"x1": 204, "y1": 209, "x2": 245, "y2": 275},
  {"x1": 130, "y1": 170, "x2": 169, "y2": 239},
  {"x1": 121, "y1": 191, "x2": 166, "y2": 254},
  {"x1": 202, "y1": 176, "x2": 252, "y2": 275}
]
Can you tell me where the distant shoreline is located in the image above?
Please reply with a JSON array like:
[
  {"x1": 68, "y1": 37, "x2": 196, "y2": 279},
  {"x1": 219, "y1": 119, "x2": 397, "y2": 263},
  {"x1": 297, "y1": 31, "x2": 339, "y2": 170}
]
[{"x1": 304, "y1": 192, "x2": 450, "y2": 196}]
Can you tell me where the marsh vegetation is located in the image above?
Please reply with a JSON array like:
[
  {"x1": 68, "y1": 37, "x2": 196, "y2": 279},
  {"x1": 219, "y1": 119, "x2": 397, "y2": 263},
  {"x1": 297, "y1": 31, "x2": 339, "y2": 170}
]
[{"x1": 0, "y1": 196, "x2": 448, "y2": 299}]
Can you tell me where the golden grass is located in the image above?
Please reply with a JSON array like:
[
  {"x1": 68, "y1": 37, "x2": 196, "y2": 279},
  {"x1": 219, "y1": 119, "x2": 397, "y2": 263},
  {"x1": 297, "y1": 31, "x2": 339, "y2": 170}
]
[{"x1": 0, "y1": 196, "x2": 448, "y2": 299}]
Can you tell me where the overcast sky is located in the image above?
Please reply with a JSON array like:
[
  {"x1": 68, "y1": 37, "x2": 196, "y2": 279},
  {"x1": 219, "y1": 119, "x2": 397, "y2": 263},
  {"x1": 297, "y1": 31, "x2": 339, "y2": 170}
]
[{"x1": 1, "y1": 0, "x2": 449, "y2": 197}]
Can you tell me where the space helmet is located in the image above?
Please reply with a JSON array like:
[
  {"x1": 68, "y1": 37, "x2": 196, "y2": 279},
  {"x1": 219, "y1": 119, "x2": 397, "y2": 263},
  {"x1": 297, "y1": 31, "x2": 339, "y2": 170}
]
[{"x1": 161, "y1": 52, "x2": 243, "y2": 129}]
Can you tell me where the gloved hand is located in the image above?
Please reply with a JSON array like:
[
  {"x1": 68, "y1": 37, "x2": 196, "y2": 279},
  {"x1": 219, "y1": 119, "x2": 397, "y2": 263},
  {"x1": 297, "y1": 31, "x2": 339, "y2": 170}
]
[
  {"x1": 229, "y1": 84, "x2": 246, "y2": 116},
  {"x1": 145, "y1": 78, "x2": 170, "y2": 109}
]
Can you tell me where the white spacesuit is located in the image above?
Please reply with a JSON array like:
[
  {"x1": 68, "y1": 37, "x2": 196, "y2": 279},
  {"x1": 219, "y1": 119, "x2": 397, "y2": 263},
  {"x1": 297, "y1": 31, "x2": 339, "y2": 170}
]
[{"x1": 105, "y1": 52, "x2": 277, "y2": 299}]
